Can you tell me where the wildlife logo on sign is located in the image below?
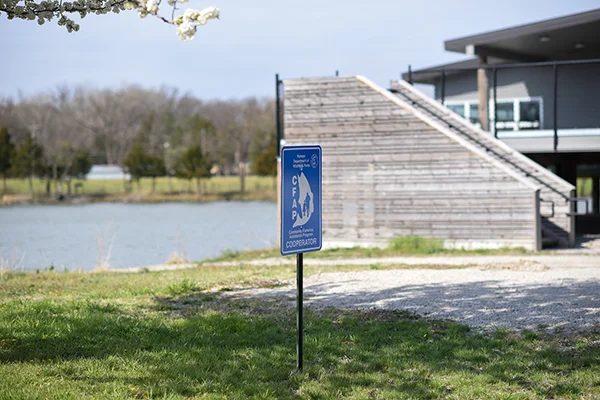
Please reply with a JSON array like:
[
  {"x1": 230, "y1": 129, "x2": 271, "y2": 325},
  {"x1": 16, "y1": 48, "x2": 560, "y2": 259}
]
[
  {"x1": 292, "y1": 171, "x2": 314, "y2": 228},
  {"x1": 280, "y1": 146, "x2": 322, "y2": 255}
]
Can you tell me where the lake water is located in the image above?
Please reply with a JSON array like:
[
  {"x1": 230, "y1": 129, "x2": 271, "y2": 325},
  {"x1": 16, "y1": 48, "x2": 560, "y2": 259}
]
[{"x1": 0, "y1": 202, "x2": 278, "y2": 272}]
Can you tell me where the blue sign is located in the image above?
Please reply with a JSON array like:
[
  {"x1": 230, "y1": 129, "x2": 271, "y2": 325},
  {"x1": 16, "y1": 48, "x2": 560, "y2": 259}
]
[{"x1": 280, "y1": 146, "x2": 322, "y2": 255}]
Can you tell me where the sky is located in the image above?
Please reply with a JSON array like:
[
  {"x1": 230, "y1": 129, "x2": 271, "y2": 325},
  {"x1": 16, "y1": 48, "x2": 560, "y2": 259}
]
[{"x1": 1, "y1": 0, "x2": 598, "y2": 100}]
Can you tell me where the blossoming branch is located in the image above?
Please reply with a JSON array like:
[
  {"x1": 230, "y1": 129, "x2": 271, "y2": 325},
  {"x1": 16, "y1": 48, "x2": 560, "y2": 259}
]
[{"x1": 0, "y1": 0, "x2": 219, "y2": 40}]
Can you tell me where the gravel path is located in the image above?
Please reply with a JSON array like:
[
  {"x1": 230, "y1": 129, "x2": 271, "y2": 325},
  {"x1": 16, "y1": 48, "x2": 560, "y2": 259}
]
[
  {"x1": 208, "y1": 254, "x2": 600, "y2": 268},
  {"x1": 118, "y1": 249, "x2": 600, "y2": 331},
  {"x1": 236, "y1": 264, "x2": 600, "y2": 332}
]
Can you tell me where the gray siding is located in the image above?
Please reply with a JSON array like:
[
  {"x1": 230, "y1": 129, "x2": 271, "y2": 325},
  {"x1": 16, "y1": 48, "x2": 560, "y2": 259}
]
[
  {"x1": 284, "y1": 77, "x2": 538, "y2": 249},
  {"x1": 434, "y1": 63, "x2": 600, "y2": 130}
]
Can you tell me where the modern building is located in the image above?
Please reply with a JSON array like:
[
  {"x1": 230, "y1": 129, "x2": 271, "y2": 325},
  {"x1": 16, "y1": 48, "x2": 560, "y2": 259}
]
[
  {"x1": 281, "y1": 76, "x2": 573, "y2": 250},
  {"x1": 403, "y1": 8, "x2": 600, "y2": 233},
  {"x1": 278, "y1": 10, "x2": 600, "y2": 250}
]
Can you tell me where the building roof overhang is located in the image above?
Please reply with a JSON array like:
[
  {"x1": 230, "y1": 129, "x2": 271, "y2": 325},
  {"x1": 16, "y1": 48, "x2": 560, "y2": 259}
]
[{"x1": 445, "y1": 9, "x2": 600, "y2": 62}]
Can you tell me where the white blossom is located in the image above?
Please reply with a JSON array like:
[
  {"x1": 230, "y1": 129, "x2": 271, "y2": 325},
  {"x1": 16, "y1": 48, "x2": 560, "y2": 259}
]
[
  {"x1": 182, "y1": 8, "x2": 199, "y2": 20},
  {"x1": 145, "y1": 0, "x2": 158, "y2": 15},
  {"x1": 1, "y1": 0, "x2": 219, "y2": 41},
  {"x1": 171, "y1": 6, "x2": 219, "y2": 40},
  {"x1": 199, "y1": 6, "x2": 219, "y2": 20},
  {"x1": 176, "y1": 20, "x2": 196, "y2": 40}
]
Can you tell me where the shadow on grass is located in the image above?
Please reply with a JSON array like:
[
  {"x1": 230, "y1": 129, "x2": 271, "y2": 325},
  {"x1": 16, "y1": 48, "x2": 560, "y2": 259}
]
[{"x1": 1, "y1": 288, "x2": 599, "y2": 399}]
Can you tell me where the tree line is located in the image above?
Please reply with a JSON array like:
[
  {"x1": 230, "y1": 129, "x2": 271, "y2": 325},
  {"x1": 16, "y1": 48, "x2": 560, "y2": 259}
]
[{"x1": 0, "y1": 85, "x2": 277, "y2": 197}]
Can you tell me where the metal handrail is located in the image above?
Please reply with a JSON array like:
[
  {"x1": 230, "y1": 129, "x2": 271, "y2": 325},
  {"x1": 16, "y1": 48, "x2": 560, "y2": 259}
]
[{"x1": 539, "y1": 199, "x2": 555, "y2": 218}]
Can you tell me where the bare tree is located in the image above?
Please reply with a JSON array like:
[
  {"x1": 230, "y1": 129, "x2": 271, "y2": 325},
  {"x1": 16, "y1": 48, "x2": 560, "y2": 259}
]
[{"x1": 0, "y1": 85, "x2": 277, "y2": 198}]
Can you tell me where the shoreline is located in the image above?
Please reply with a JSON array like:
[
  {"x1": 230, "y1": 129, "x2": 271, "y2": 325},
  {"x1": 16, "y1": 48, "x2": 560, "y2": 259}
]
[{"x1": 1, "y1": 191, "x2": 277, "y2": 206}]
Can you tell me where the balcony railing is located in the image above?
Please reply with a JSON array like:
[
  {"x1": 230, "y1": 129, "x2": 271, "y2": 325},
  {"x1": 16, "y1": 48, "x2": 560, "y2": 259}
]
[{"x1": 406, "y1": 58, "x2": 600, "y2": 152}]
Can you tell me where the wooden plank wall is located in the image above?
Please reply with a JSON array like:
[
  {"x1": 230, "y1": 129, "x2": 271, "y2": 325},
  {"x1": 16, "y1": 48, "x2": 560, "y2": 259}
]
[
  {"x1": 283, "y1": 76, "x2": 537, "y2": 249},
  {"x1": 389, "y1": 78, "x2": 573, "y2": 247}
]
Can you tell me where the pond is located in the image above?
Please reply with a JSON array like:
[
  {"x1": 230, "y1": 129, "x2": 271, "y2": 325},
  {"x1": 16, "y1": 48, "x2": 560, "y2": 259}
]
[{"x1": 0, "y1": 202, "x2": 277, "y2": 272}]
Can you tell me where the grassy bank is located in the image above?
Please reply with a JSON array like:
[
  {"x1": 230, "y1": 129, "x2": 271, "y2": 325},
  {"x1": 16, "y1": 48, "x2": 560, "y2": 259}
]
[
  {"x1": 1, "y1": 176, "x2": 277, "y2": 204},
  {"x1": 1, "y1": 264, "x2": 599, "y2": 399},
  {"x1": 4, "y1": 177, "x2": 593, "y2": 197},
  {"x1": 209, "y1": 236, "x2": 530, "y2": 263}
]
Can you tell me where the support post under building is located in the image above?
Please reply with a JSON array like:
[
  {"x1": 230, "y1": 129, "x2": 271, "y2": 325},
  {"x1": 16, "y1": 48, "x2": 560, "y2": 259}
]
[
  {"x1": 477, "y1": 56, "x2": 490, "y2": 132},
  {"x1": 593, "y1": 176, "x2": 600, "y2": 215}
]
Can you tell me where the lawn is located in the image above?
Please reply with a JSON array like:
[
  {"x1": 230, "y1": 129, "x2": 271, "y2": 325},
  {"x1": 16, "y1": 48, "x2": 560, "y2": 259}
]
[{"x1": 1, "y1": 264, "x2": 599, "y2": 399}]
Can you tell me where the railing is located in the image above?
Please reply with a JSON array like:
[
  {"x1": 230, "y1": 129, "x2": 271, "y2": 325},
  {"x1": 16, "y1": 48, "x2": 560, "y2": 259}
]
[
  {"x1": 406, "y1": 58, "x2": 600, "y2": 152},
  {"x1": 275, "y1": 74, "x2": 283, "y2": 156}
]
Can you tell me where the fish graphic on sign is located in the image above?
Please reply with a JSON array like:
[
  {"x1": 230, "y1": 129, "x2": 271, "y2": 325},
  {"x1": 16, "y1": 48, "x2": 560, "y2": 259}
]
[{"x1": 293, "y1": 171, "x2": 314, "y2": 228}]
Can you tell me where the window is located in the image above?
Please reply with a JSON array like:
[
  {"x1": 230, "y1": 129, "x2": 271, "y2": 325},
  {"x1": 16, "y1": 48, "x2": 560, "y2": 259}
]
[
  {"x1": 447, "y1": 104, "x2": 465, "y2": 118},
  {"x1": 492, "y1": 98, "x2": 542, "y2": 131},
  {"x1": 444, "y1": 97, "x2": 543, "y2": 132},
  {"x1": 445, "y1": 101, "x2": 479, "y2": 126},
  {"x1": 494, "y1": 102, "x2": 515, "y2": 131},
  {"x1": 495, "y1": 102, "x2": 514, "y2": 121},
  {"x1": 445, "y1": 101, "x2": 480, "y2": 127},
  {"x1": 518, "y1": 100, "x2": 541, "y2": 130},
  {"x1": 469, "y1": 104, "x2": 479, "y2": 125}
]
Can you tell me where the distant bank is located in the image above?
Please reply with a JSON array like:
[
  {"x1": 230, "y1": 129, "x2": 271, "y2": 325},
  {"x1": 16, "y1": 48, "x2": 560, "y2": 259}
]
[{"x1": 1, "y1": 176, "x2": 277, "y2": 206}]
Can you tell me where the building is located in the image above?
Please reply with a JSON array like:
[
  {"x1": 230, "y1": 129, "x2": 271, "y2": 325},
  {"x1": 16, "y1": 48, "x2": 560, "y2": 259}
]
[
  {"x1": 281, "y1": 76, "x2": 573, "y2": 251},
  {"x1": 403, "y1": 9, "x2": 600, "y2": 232},
  {"x1": 86, "y1": 165, "x2": 131, "y2": 180},
  {"x1": 278, "y1": 10, "x2": 600, "y2": 249}
]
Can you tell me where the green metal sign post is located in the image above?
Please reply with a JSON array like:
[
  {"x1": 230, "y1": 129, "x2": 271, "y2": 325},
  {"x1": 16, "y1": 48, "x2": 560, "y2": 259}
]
[
  {"x1": 296, "y1": 252, "x2": 304, "y2": 371},
  {"x1": 280, "y1": 146, "x2": 322, "y2": 371}
]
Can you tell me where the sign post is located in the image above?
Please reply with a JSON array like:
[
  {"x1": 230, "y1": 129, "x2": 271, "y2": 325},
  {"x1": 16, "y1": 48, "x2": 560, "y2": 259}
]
[{"x1": 280, "y1": 145, "x2": 322, "y2": 371}]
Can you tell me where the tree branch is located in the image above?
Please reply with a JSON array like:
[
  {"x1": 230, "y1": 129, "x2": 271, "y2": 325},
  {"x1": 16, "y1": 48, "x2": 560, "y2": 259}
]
[{"x1": 1, "y1": 1, "x2": 219, "y2": 38}]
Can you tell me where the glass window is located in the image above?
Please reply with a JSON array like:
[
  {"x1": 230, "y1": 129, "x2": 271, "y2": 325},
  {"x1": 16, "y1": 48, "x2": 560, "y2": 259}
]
[
  {"x1": 519, "y1": 101, "x2": 540, "y2": 122},
  {"x1": 495, "y1": 102, "x2": 514, "y2": 122},
  {"x1": 443, "y1": 99, "x2": 542, "y2": 132},
  {"x1": 446, "y1": 104, "x2": 465, "y2": 118},
  {"x1": 518, "y1": 100, "x2": 541, "y2": 130},
  {"x1": 469, "y1": 103, "x2": 479, "y2": 125}
]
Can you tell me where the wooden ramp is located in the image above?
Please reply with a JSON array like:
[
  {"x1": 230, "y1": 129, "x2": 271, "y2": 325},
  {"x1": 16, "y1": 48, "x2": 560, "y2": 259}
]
[
  {"x1": 283, "y1": 76, "x2": 575, "y2": 250},
  {"x1": 389, "y1": 80, "x2": 575, "y2": 247}
]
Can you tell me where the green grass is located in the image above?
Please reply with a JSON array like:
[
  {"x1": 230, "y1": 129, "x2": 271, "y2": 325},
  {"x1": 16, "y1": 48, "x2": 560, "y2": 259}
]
[
  {"x1": 207, "y1": 236, "x2": 529, "y2": 263},
  {"x1": 388, "y1": 235, "x2": 444, "y2": 254},
  {"x1": 577, "y1": 178, "x2": 593, "y2": 197},
  {"x1": 1, "y1": 265, "x2": 599, "y2": 399},
  {"x1": 2, "y1": 176, "x2": 277, "y2": 203}
]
